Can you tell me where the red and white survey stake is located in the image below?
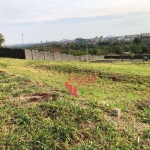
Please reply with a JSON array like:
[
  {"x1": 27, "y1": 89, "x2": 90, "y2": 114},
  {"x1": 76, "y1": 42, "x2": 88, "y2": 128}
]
[{"x1": 65, "y1": 74, "x2": 98, "y2": 97}]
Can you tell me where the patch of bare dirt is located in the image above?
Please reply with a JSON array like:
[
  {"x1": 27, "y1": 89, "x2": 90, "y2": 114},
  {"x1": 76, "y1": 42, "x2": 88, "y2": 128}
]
[
  {"x1": 103, "y1": 112, "x2": 149, "y2": 134},
  {"x1": 135, "y1": 99, "x2": 150, "y2": 110},
  {"x1": 70, "y1": 98, "x2": 90, "y2": 109},
  {"x1": 7, "y1": 90, "x2": 61, "y2": 105},
  {"x1": 26, "y1": 93, "x2": 57, "y2": 103},
  {"x1": 71, "y1": 98, "x2": 150, "y2": 135},
  {"x1": 111, "y1": 76, "x2": 121, "y2": 82}
]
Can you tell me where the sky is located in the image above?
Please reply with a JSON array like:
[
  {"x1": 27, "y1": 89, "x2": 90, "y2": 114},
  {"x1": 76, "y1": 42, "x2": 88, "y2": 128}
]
[{"x1": 0, "y1": 0, "x2": 150, "y2": 45}]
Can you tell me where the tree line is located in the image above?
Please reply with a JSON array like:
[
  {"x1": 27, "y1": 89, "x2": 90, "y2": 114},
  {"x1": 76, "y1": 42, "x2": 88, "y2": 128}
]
[
  {"x1": 0, "y1": 33, "x2": 5, "y2": 47},
  {"x1": 1, "y1": 33, "x2": 150, "y2": 56},
  {"x1": 33, "y1": 37, "x2": 150, "y2": 56}
]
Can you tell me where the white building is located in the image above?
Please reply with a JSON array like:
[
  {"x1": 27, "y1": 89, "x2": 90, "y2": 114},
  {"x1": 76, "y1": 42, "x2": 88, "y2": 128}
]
[
  {"x1": 100, "y1": 36, "x2": 103, "y2": 41},
  {"x1": 141, "y1": 33, "x2": 150, "y2": 37},
  {"x1": 95, "y1": 36, "x2": 99, "y2": 42}
]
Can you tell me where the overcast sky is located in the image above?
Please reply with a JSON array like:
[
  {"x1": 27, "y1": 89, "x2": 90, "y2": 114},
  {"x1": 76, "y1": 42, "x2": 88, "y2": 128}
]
[{"x1": 1, "y1": 0, "x2": 150, "y2": 45}]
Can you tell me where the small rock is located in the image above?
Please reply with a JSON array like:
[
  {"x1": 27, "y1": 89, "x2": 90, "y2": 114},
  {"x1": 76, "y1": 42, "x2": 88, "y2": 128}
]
[{"x1": 113, "y1": 108, "x2": 121, "y2": 118}]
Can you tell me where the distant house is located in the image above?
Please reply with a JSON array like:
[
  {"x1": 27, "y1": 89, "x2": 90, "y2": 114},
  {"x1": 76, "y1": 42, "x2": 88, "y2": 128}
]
[
  {"x1": 125, "y1": 34, "x2": 140, "y2": 38},
  {"x1": 141, "y1": 33, "x2": 150, "y2": 37},
  {"x1": 117, "y1": 36, "x2": 125, "y2": 41}
]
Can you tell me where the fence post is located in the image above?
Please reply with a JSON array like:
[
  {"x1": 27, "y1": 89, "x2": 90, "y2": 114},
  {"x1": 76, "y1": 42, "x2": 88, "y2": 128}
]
[
  {"x1": 53, "y1": 53, "x2": 55, "y2": 61},
  {"x1": 44, "y1": 51, "x2": 46, "y2": 60},
  {"x1": 61, "y1": 53, "x2": 63, "y2": 61},
  {"x1": 16, "y1": 49, "x2": 18, "y2": 58},
  {"x1": 80, "y1": 56, "x2": 82, "y2": 62},
  {"x1": 31, "y1": 49, "x2": 34, "y2": 60}
]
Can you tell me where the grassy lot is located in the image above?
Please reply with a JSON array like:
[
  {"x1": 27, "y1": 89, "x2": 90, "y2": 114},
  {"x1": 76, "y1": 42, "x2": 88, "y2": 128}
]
[{"x1": 0, "y1": 58, "x2": 150, "y2": 150}]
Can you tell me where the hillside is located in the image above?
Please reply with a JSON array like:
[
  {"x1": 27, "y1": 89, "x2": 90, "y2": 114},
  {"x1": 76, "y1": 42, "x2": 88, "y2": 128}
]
[{"x1": 0, "y1": 58, "x2": 150, "y2": 149}]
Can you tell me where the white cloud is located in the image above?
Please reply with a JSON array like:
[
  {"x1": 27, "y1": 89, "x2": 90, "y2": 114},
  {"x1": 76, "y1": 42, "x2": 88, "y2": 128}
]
[
  {"x1": 1, "y1": 0, "x2": 150, "y2": 23},
  {"x1": 0, "y1": 0, "x2": 150, "y2": 44}
]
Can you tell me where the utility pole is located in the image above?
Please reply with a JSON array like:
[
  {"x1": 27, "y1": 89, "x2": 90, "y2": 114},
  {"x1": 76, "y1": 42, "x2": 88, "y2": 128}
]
[
  {"x1": 22, "y1": 33, "x2": 24, "y2": 45},
  {"x1": 69, "y1": 44, "x2": 70, "y2": 61},
  {"x1": 41, "y1": 40, "x2": 44, "y2": 51},
  {"x1": 86, "y1": 43, "x2": 88, "y2": 62},
  {"x1": 111, "y1": 47, "x2": 112, "y2": 54},
  {"x1": 46, "y1": 39, "x2": 47, "y2": 49}
]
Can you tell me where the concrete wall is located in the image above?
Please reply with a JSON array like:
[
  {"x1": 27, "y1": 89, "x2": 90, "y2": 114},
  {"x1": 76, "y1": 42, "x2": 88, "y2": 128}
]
[
  {"x1": 45, "y1": 51, "x2": 55, "y2": 61},
  {"x1": 0, "y1": 48, "x2": 104, "y2": 61},
  {"x1": 1, "y1": 48, "x2": 148, "y2": 62},
  {"x1": 24, "y1": 49, "x2": 104, "y2": 62},
  {"x1": 25, "y1": 49, "x2": 33, "y2": 60}
]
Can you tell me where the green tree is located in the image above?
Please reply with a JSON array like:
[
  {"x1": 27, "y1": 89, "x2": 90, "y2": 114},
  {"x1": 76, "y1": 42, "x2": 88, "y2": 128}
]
[
  {"x1": 118, "y1": 46, "x2": 124, "y2": 62},
  {"x1": 93, "y1": 48, "x2": 97, "y2": 55},
  {"x1": 141, "y1": 45, "x2": 150, "y2": 54},
  {"x1": 133, "y1": 37, "x2": 141, "y2": 45},
  {"x1": 88, "y1": 49, "x2": 94, "y2": 55},
  {"x1": 114, "y1": 46, "x2": 124, "y2": 62},
  {"x1": 129, "y1": 52, "x2": 135, "y2": 62},
  {"x1": 0, "y1": 33, "x2": 5, "y2": 47},
  {"x1": 96, "y1": 49, "x2": 101, "y2": 55},
  {"x1": 98, "y1": 41, "x2": 110, "y2": 46},
  {"x1": 130, "y1": 44, "x2": 141, "y2": 54},
  {"x1": 114, "y1": 46, "x2": 122, "y2": 54}
]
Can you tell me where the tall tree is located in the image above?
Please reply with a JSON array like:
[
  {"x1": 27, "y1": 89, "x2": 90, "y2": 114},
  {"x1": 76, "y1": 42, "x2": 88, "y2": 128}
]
[
  {"x1": 133, "y1": 37, "x2": 141, "y2": 45},
  {"x1": 114, "y1": 46, "x2": 124, "y2": 62},
  {"x1": 141, "y1": 45, "x2": 150, "y2": 54},
  {"x1": 0, "y1": 33, "x2": 5, "y2": 47},
  {"x1": 130, "y1": 44, "x2": 141, "y2": 54}
]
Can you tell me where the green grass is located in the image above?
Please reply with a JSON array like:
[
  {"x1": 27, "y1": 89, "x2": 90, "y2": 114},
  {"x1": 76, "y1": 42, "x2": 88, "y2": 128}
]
[{"x1": 0, "y1": 58, "x2": 150, "y2": 149}]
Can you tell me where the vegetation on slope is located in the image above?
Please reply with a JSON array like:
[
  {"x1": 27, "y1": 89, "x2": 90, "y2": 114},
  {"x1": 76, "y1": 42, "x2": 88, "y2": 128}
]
[{"x1": 0, "y1": 58, "x2": 150, "y2": 149}]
